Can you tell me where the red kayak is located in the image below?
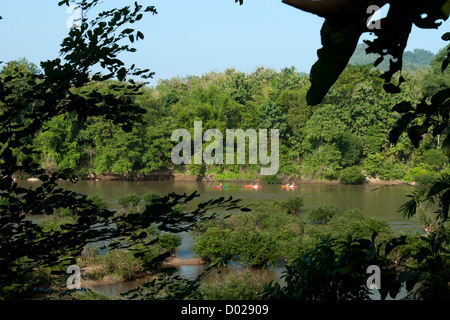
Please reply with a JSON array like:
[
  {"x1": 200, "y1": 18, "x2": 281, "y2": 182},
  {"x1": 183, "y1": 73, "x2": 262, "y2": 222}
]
[
  {"x1": 214, "y1": 186, "x2": 226, "y2": 189},
  {"x1": 281, "y1": 185, "x2": 298, "y2": 188}
]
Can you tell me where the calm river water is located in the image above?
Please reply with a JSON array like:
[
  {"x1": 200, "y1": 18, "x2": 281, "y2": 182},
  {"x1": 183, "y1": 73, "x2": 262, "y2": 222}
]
[{"x1": 25, "y1": 179, "x2": 419, "y2": 298}]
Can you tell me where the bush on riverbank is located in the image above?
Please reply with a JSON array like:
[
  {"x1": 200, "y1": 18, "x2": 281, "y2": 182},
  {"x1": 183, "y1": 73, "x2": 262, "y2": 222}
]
[
  {"x1": 118, "y1": 192, "x2": 164, "y2": 210},
  {"x1": 192, "y1": 199, "x2": 393, "y2": 266},
  {"x1": 308, "y1": 205, "x2": 338, "y2": 224},
  {"x1": 77, "y1": 226, "x2": 182, "y2": 282},
  {"x1": 200, "y1": 270, "x2": 270, "y2": 300},
  {"x1": 280, "y1": 196, "x2": 304, "y2": 215},
  {"x1": 192, "y1": 200, "x2": 306, "y2": 266},
  {"x1": 80, "y1": 249, "x2": 144, "y2": 281},
  {"x1": 339, "y1": 166, "x2": 366, "y2": 184}
]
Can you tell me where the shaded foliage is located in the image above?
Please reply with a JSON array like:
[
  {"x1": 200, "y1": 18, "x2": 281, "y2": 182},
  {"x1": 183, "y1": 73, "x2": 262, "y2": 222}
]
[{"x1": 0, "y1": 0, "x2": 248, "y2": 300}]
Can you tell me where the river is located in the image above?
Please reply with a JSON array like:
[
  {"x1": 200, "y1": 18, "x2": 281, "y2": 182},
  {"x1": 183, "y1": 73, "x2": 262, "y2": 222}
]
[
  {"x1": 52, "y1": 180, "x2": 416, "y2": 227},
  {"x1": 24, "y1": 179, "x2": 420, "y2": 298}
]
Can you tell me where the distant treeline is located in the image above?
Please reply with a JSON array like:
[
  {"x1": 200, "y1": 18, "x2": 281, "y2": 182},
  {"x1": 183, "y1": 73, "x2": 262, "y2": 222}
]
[
  {"x1": 349, "y1": 43, "x2": 436, "y2": 72},
  {"x1": 2, "y1": 44, "x2": 449, "y2": 183}
]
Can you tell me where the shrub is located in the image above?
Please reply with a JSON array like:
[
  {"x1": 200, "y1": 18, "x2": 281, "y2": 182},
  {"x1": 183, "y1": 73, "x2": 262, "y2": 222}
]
[
  {"x1": 192, "y1": 201, "x2": 306, "y2": 265},
  {"x1": 413, "y1": 173, "x2": 439, "y2": 185},
  {"x1": 363, "y1": 153, "x2": 384, "y2": 178},
  {"x1": 388, "y1": 163, "x2": 407, "y2": 180},
  {"x1": 278, "y1": 164, "x2": 301, "y2": 176},
  {"x1": 363, "y1": 154, "x2": 405, "y2": 181},
  {"x1": 419, "y1": 149, "x2": 447, "y2": 170},
  {"x1": 200, "y1": 270, "x2": 270, "y2": 300},
  {"x1": 403, "y1": 164, "x2": 439, "y2": 184},
  {"x1": 142, "y1": 192, "x2": 162, "y2": 205},
  {"x1": 308, "y1": 205, "x2": 338, "y2": 224},
  {"x1": 78, "y1": 228, "x2": 182, "y2": 281},
  {"x1": 131, "y1": 227, "x2": 182, "y2": 267},
  {"x1": 40, "y1": 215, "x2": 77, "y2": 232},
  {"x1": 157, "y1": 233, "x2": 183, "y2": 255},
  {"x1": 81, "y1": 250, "x2": 143, "y2": 281},
  {"x1": 339, "y1": 166, "x2": 365, "y2": 184},
  {"x1": 260, "y1": 175, "x2": 280, "y2": 184},
  {"x1": 263, "y1": 233, "x2": 406, "y2": 300},
  {"x1": 192, "y1": 227, "x2": 233, "y2": 263},
  {"x1": 74, "y1": 167, "x2": 89, "y2": 180},
  {"x1": 53, "y1": 207, "x2": 76, "y2": 217},
  {"x1": 390, "y1": 229, "x2": 427, "y2": 262},
  {"x1": 72, "y1": 290, "x2": 113, "y2": 300},
  {"x1": 327, "y1": 208, "x2": 392, "y2": 241},
  {"x1": 231, "y1": 230, "x2": 279, "y2": 267},
  {"x1": 118, "y1": 193, "x2": 141, "y2": 207},
  {"x1": 86, "y1": 194, "x2": 108, "y2": 210},
  {"x1": 280, "y1": 196, "x2": 304, "y2": 215}
]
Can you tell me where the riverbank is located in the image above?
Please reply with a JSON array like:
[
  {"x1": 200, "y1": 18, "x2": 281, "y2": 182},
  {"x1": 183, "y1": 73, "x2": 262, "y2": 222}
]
[
  {"x1": 81, "y1": 256, "x2": 206, "y2": 289},
  {"x1": 21, "y1": 172, "x2": 407, "y2": 186},
  {"x1": 25, "y1": 182, "x2": 423, "y2": 300}
]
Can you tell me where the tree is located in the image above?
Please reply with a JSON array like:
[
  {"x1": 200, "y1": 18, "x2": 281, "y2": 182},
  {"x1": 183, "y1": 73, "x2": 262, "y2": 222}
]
[
  {"x1": 263, "y1": 233, "x2": 406, "y2": 300},
  {"x1": 236, "y1": 0, "x2": 450, "y2": 300},
  {"x1": 0, "y1": 0, "x2": 247, "y2": 299},
  {"x1": 420, "y1": 44, "x2": 450, "y2": 96},
  {"x1": 237, "y1": 0, "x2": 450, "y2": 220},
  {"x1": 259, "y1": 99, "x2": 288, "y2": 139}
]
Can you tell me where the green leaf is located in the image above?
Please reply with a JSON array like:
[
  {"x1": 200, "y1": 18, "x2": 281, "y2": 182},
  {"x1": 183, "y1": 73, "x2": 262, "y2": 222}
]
[
  {"x1": 306, "y1": 18, "x2": 366, "y2": 105},
  {"x1": 184, "y1": 191, "x2": 199, "y2": 203},
  {"x1": 122, "y1": 28, "x2": 134, "y2": 34},
  {"x1": 389, "y1": 121, "x2": 408, "y2": 144},
  {"x1": 384, "y1": 236, "x2": 407, "y2": 257},
  {"x1": 383, "y1": 83, "x2": 401, "y2": 94},
  {"x1": 442, "y1": 58, "x2": 449, "y2": 72},
  {"x1": 392, "y1": 101, "x2": 413, "y2": 113},
  {"x1": 430, "y1": 88, "x2": 450, "y2": 106},
  {"x1": 440, "y1": 189, "x2": 450, "y2": 220},
  {"x1": 407, "y1": 125, "x2": 429, "y2": 148}
]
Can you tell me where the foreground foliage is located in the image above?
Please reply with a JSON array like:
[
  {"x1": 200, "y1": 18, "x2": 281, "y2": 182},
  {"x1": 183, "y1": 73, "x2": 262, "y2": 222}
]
[
  {"x1": 0, "y1": 0, "x2": 248, "y2": 300},
  {"x1": 192, "y1": 199, "x2": 393, "y2": 266},
  {"x1": 1, "y1": 0, "x2": 449, "y2": 301}
]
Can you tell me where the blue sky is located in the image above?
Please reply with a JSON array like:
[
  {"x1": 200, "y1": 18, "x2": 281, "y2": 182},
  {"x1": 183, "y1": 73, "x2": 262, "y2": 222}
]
[{"x1": 0, "y1": 0, "x2": 448, "y2": 87}]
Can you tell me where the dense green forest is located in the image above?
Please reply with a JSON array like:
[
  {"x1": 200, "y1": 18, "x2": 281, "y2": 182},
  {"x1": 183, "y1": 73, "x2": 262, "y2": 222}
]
[
  {"x1": 4, "y1": 44, "x2": 449, "y2": 184},
  {"x1": 349, "y1": 43, "x2": 436, "y2": 72},
  {"x1": 1, "y1": 0, "x2": 449, "y2": 304}
]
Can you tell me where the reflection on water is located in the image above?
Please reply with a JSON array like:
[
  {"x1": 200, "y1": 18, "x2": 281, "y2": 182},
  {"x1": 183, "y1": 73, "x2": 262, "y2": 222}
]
[
  {"x1": 33, "y1": 179, "x2": 417, "y2": 226},
  {"x1": 177, "y1": 232, "x2": 197, "y2": 260},
  {"x1": 90, "y1": 262, "x2": 287, "y2": 298}
]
